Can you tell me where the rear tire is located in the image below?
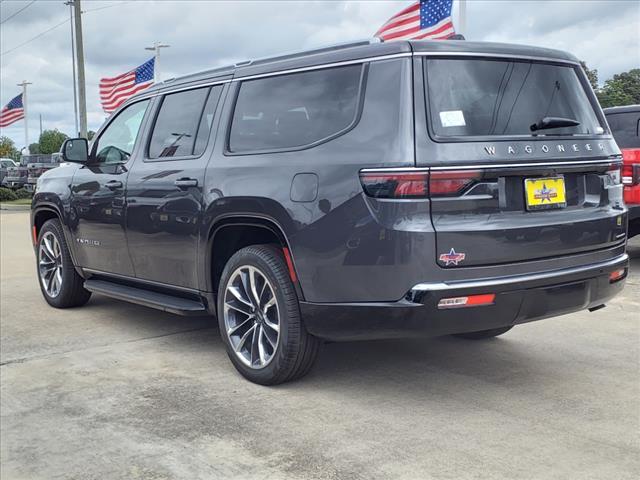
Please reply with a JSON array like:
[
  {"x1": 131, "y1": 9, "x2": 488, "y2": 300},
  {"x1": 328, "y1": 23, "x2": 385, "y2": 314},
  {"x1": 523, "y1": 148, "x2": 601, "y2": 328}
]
[
  {"x1": 453, "y1": 326, "x2": 513, "y2": 340},
  {"x1": 217, "y1": 244, "x2": 320, "y2": 385},
  {"x1": 36, "y1": 219, "x2": 91, "y2": 308}
]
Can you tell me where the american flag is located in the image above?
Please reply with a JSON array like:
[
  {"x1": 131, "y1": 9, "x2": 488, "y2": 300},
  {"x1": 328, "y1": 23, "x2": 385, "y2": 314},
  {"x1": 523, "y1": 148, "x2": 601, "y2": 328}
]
[
  {"x1": 100, "y1": 58, "x2": 155, "y2": 114},
  {"x1": 0, "y1": 93, "x2": 25, "y2": 128},
  {"x1": 376, "y1": 0, "x2": 455, "y2": 42}
]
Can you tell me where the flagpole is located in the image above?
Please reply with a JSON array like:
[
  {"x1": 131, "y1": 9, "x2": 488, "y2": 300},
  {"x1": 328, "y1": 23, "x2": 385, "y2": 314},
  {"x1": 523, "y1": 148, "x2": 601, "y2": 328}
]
[
  {"x1": 17, "y1": 80, "x2": 32, "y2": 151},
  {"x1": 458, "y1": 0, "x2": 467, "y2": 37},
  {"x1": 145, "y1": 41, "x2": 170, "y2": 83}
]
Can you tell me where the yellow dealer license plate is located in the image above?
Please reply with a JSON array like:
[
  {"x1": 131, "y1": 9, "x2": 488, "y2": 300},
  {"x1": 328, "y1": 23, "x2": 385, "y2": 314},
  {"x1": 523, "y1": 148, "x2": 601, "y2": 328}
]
[{"x1": 524, "y1": 177, "x2": 567, "y2": 211}]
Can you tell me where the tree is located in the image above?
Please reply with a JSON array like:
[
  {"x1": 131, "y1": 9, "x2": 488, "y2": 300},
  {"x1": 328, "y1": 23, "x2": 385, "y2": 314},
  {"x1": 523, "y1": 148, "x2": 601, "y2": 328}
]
[
  {"x1": 87, "y1": 130, "x2": 96, "y2": 141},
  {"x1": 38, "y1": 129, "x2": 68, "y2": 155},
  {"x1": 580, "y1": 61, "x2": 599, "y2": 91},
  {"x1": 29, "y1": 143, "x2": 41, "y2": 154},
  {"x1": 597, "y1": 69, "x2": 640, "y2": 108},
  {"x1": 0, "y1": 136, "x2": 20, "y2": 160}
]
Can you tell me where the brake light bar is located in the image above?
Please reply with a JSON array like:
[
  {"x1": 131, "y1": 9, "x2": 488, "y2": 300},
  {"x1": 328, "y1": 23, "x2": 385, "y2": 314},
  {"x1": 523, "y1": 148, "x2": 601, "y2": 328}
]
[
  {"x1": 359, "y1": 168, "x2": 481, "y2": 199},
  {"x1": 437, "y1": 293, "x2": 496, "y2": 309}
]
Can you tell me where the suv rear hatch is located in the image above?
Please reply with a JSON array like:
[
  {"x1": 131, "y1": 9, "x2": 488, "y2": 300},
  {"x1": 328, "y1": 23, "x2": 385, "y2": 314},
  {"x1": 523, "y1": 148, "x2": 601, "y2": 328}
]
[{"x1": 418, "y1": 56, "x2": 625, "y2": 267}]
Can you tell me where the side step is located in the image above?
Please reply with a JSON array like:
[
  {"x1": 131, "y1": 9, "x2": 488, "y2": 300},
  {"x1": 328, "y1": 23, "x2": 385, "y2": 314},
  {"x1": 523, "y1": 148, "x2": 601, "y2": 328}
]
[{"x1": 84, "y1": 279, "x2": 207, "y2": 316}]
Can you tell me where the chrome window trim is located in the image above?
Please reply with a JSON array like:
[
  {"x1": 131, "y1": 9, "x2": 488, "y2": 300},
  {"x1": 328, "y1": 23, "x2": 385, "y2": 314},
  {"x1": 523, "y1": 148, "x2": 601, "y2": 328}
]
[{"x1": 412, "y1": 253, "x2": 628, "y2": 292}]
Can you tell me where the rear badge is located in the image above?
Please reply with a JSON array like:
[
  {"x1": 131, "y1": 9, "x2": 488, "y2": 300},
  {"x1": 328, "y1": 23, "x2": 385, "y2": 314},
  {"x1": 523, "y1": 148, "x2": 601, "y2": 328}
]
[{"x1": 439, "y1": 248, "x2": 466, "y2": 266}]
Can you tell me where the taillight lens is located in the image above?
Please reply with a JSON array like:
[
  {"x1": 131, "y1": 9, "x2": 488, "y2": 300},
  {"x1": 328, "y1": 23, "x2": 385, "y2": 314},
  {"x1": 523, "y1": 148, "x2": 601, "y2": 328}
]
[
  {"x1": 429, "y1": 170, "x2": 481, "y2": 196},
  {"x1": 621, "y1": 149, "x2": 640, "y2": 186},
  {"x1": 359, "y1": 171, "x2": 429, "y2": 198}
]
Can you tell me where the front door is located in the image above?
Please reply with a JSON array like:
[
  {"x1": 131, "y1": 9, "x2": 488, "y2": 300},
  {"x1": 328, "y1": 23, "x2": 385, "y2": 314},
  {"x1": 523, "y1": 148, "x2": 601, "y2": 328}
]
[
  {"x1": 70, "y1": 99, "x2": 151, "y2": 276},
  {"x1": 125, "y1": 85, "x2": 224, "y2": 289}
]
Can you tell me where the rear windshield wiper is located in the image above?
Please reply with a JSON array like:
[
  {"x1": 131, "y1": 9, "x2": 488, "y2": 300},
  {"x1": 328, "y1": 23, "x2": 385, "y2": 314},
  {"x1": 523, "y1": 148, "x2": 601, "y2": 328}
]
[{"x1": 530, "y1": 116, "x2": 580, "y2": 132}]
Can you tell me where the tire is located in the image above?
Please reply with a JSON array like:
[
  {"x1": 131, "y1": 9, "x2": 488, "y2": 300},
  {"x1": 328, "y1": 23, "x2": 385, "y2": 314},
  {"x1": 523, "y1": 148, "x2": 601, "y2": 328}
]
[
  {"x1": 36, "y1": 219, "x2": 91, "y2": 308},
  {"x1": 453, "y1": 326, "x2": 513, "y2": 340},
  {"x1": 217, "y1": 244, "x2": 320, "y2": 385}
]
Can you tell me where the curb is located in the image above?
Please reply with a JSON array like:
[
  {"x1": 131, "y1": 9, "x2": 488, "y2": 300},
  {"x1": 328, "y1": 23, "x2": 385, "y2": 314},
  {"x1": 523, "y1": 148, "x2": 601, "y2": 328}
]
[{"x1": 0, "y1": 204, "x2": 31, "y2": 211}]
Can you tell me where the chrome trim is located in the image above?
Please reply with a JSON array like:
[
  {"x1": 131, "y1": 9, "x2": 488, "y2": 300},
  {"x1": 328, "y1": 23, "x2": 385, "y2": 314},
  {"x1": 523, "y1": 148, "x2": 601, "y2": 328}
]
[
  {"x1": 360, "y1": 167, "x2": 430, "y2": 173},
  {"x1": 82, "y1": 268, "x2": 200, "y2": 294},
  {"x1": 233, "y1": 52, "x2": 412, "y2": 82},
  {"x1": 414, "y1": 51, "x2": 581, "y2": 65},
  {"x1": 411, "y1": 253, "x2": 628, "y2": 292},
  {"x1": 134, "y1": 78, "x2": 233, "y2": 101},
  {"x1": 430, "y1": 159, "x2": 622, "y2": 170}
]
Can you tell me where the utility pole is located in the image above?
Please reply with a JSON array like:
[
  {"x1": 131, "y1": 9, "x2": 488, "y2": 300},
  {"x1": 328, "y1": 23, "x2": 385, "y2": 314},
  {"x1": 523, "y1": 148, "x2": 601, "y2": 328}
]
[
  {"x1": 73, "y1": 0, "x2": 87, "y2": 138},
  {"x1": 145, "y1": 41, "x2": 170, "y2": 83},
  {"x1": 17, "y1": 80, "x2": 32, "y2": 151},
  {"x1": 65, "y1": 1, "x2": 79, "y2": 137},
  {"x1": 39, "y1": 114, "x2": 43, "y2": 139},
  {"x1": 458, "y1": 0, "x2": 467, "y2": 37}
]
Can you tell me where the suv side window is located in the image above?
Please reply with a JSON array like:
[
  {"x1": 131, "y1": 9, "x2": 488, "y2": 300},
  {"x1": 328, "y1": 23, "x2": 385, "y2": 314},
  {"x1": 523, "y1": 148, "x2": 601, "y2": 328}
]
[
  {"x1": 228, "y1": 64, "x2": 363, "y2": 153},
  {"x1": 148, "y1": 86, "x2": 222, "y2": 159},
  {"x1": 94, "y1": 100, "x2": 149, "y2": 164},
  {"x1": 606, "y1": 111, "x2": 640, "y2": 149}
]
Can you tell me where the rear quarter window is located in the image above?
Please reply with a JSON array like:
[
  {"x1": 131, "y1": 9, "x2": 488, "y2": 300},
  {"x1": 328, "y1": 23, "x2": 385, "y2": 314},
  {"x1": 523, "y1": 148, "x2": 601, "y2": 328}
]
[
  {"x1": 605, "y1": 111, "x2": 640, "y2": 148},
  {"x1": 228, "y1": 64, "x2": 364, "y2": 153},
  {"x1": 425, "y1": 58, "x2": 604, "y2": 139}
]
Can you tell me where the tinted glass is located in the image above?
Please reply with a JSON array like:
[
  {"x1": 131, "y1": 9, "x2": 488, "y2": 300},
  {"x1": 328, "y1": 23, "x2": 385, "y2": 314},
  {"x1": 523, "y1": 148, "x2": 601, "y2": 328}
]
[
  {"x1": 95, "y1": 100, "x2": 149, "y2": 164},
  {"x1": 229, "y1": 65, "x2": 362, "y2": 152},
  {"x1": 606, "y1": 111, "x2": 640, "y2": 148},
  {"x1": 426, "y1": 59, "x2": 604, "y2": 137},
  {"x1": 149, "y1": 87, "x2": 209, "y2": 158},
  {"x1": 193, "y1": 85, "x2": 223, "y2": 156}
]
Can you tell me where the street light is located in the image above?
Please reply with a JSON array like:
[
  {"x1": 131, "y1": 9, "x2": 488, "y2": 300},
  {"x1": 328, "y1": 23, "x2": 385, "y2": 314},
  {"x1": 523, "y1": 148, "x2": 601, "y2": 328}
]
[{"x1": 145, "y1": 42, "x2": 170, "y2": 83}]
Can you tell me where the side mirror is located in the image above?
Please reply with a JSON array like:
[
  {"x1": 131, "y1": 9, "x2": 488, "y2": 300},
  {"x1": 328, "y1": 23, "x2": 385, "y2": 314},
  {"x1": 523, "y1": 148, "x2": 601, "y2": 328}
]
[{"x1": 61, "y1": 138, "x2": 89, "y2": 163}]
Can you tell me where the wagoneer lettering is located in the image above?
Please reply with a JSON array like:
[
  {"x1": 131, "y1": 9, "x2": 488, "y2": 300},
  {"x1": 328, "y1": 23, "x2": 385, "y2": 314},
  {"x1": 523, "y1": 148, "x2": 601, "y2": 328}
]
[{"x1": 31, "y1": 39, "x2": 628, "y2": 385}]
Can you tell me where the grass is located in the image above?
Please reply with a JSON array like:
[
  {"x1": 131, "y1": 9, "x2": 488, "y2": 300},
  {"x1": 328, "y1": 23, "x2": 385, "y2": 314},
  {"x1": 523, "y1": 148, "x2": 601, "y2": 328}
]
[{"x1": 0, "y1": 198, "x2": 32, "y2": 206}]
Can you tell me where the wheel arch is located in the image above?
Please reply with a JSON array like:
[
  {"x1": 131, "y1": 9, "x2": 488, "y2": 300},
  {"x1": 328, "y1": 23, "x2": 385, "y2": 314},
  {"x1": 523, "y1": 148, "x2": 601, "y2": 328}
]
[{"x1": 204, "y1": 215, "x2": 303, "y2": 301}]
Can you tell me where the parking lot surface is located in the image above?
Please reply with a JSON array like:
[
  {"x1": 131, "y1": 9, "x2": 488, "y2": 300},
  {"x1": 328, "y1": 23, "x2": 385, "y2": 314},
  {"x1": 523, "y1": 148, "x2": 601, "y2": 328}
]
[{"x1": 1, "y1": 210, "x2": 639, "y2": 479}]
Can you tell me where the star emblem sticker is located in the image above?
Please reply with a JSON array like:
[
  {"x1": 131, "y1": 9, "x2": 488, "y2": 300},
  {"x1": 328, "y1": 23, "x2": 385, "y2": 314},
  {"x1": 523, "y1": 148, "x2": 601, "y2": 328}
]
[{"x1": 439, "y1": 248, "x2": 466, "y2": 266}]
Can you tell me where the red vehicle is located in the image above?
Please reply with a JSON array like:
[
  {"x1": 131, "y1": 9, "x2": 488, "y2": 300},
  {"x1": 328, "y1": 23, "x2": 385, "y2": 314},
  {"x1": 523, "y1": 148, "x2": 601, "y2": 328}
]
[{"x1": 605, "y1": 105, "x2": 640, "y2": 238}]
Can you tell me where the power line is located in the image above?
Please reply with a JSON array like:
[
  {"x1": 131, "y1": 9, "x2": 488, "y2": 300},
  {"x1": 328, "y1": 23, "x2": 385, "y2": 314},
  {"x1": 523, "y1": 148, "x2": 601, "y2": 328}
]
[
  {"x1": 0, "y1": 0, "x2": 37, "y2": 25},
  {"x1": 1, "y1": 17, "x2": 69, "y2": 56}
]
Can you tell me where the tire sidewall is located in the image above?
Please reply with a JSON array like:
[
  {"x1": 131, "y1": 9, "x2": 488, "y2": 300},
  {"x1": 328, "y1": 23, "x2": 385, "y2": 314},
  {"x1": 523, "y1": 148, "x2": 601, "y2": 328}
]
[
  {"x1": 217, "y1": 246, "x2": 300, "y2": 385},
  {"x1": 37, "y1": 220, "x2": 76, "y2": 308}
]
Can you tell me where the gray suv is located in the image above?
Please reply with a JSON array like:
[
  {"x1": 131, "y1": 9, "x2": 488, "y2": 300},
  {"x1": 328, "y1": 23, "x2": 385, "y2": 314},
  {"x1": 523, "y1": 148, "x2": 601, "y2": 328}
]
[{"x1": 31, "y1": 40, "x2": 628, "y2": 384}]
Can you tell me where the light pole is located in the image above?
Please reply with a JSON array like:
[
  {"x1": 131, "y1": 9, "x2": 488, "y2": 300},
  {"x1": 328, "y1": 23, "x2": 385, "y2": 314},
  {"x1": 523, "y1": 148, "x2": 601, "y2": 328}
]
[
  {"x1": 145, "y1": 41, "x2": 170, "y2": 83},
  {"x1": 72, "y1": 0, "x2": 87, "y2": 138},
  {"x1": 64, "y1": 1, "x2": 79, "y2": 137},
  {"x1": 17, "y1": 80, "x2": 32, "y2": 151}
]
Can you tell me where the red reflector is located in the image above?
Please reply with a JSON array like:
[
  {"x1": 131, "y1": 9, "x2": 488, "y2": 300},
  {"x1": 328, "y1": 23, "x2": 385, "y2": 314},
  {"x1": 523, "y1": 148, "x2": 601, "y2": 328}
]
[
  {"x1": 609, "y1": 268, "x2": 626, "y2": 283},
  {"x1": 282, "y1": 247, "x2": 298, "y2": 283},
  {"x1": 437, "y1": 293, "x2": 496, "y2": 309},
  {"x1": 429, "y1": 170, "x2": 481, "y2": 196},
  {"x1": 32, "y1": 226, "x2": 37, "y2": 245}
]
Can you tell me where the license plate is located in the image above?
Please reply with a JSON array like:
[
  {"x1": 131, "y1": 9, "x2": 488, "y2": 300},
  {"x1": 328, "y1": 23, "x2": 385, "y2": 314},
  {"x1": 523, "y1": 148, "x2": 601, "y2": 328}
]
[{"x1": 524, "y1": 177, "x2": 566, "y2": 211}]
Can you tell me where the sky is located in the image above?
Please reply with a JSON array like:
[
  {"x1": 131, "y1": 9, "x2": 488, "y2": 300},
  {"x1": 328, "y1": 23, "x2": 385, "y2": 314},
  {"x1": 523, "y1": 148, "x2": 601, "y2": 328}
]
[{"x1": 1, "y1": 0, "x2": 639, "y2": 149}]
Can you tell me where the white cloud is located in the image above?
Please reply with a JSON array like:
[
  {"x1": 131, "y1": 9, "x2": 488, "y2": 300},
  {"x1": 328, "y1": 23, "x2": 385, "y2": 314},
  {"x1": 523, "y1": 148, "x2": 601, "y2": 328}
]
[{"x1": 1, "y1": 0, "x2": 638, "y2": 149}]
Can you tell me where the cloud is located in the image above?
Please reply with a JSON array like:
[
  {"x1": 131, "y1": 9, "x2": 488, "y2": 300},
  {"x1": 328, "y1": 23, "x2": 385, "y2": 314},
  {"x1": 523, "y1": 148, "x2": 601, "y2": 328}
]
[{"x1": 1, "y1": 0, "x2": 638, "y2": 148}]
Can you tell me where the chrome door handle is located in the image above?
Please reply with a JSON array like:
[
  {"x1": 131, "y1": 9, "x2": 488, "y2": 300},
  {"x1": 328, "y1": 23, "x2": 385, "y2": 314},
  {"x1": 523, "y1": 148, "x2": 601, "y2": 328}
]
[
  {"x1": 105, "y1": 180, "x2": 123, "y2": 189},
  {"x1": 174, "y1": 178, "x2": 198, "y2": 188}
]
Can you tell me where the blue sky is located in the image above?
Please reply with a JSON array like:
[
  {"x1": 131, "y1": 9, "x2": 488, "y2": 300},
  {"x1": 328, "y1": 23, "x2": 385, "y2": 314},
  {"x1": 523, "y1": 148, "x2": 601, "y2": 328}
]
[{"x1": 1, "y1": 0, "x2": 638, "y2": 149}]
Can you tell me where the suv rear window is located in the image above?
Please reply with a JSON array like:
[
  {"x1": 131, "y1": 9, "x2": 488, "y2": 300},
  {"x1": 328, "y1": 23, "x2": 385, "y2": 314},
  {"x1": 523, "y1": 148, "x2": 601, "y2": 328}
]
[
  {"x1": 229, "y1": 65, "x2": 363, "y2": 152},
  {"x1": 425, "y1": 58, "x2": 604, "y2": 138},
  {"x1": 605, "y1": 111, "x2": 640, "y2": 148}
]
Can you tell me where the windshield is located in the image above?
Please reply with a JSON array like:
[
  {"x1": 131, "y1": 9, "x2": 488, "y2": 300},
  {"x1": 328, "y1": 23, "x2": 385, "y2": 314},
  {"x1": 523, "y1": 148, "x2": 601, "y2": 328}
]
[{"x1": 425, "y1": 58, "x2": 604, "y2": 138}]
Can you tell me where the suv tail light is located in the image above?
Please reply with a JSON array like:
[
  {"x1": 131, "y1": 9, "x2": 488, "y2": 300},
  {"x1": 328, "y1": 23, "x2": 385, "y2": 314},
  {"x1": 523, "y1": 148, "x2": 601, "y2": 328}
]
[
  {"x1": 359, "y1": 169, "x2": 481, "y2": 199},
  {"x1": 621, "y1": 149, "x2": 640, "y2": 186}
]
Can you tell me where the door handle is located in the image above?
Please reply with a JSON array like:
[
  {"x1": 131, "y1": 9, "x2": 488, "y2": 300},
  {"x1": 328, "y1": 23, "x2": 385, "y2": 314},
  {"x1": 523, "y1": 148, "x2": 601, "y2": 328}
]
[
  {"x1": 174, "y1": 178, "x2": 198, "y2": 188},
  {"x1": 105, "y1": 180, "x2": 123, "y2": 189}
]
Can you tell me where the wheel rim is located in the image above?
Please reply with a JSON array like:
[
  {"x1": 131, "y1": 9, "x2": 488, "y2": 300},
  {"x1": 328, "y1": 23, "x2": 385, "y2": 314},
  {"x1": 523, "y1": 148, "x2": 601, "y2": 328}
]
[
  {"x1": 223, "y1": 265, "x2": 280, "y2": 369},
  {"x1": 38, "y1": 231, "x2": 63, "y2": 298}
]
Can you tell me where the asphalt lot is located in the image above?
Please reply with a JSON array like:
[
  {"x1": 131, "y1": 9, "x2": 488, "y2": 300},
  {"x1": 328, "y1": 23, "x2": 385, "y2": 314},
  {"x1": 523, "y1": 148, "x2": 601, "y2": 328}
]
[{"x1": 1, "y1": 210, "x2": 639, "y2": 480}]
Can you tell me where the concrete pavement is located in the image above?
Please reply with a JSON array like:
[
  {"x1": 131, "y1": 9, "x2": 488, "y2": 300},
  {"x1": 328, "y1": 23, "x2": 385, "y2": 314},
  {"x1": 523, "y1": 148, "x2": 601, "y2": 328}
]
[{"x1": 1, "y1": 210, "x2": 639, "y2": 479}]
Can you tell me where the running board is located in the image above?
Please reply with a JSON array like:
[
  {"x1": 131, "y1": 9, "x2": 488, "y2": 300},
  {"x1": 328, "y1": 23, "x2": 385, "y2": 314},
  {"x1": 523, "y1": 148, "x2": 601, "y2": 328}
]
[{"x1": 84, "y1": 279, "x2": 207, "y2": 316}]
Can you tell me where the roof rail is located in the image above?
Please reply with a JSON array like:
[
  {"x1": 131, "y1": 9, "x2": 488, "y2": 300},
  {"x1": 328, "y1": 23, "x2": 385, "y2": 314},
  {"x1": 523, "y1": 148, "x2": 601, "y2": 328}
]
[{"x1": 234, "y1": 38, "x2": 382, "y2": 68}]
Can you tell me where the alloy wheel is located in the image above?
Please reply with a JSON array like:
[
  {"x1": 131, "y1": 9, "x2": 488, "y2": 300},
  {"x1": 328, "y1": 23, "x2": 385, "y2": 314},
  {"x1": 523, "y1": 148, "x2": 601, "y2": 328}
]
[
  {"x1": 223, "y1": 265, "x2": 280, "y2": 369},
  {"x1": 38, "y1": 231, "x2": 63, "y2": 298}
]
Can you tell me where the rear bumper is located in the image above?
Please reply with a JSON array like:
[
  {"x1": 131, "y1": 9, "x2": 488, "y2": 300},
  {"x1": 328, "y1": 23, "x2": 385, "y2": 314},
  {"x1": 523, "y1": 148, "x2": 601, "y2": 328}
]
[{"x1": 301, "y1": 253, "x2": 629, "y2": 341}]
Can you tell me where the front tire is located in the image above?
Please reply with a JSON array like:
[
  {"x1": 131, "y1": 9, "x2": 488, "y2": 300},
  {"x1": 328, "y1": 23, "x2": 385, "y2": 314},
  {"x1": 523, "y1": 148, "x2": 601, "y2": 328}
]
[
  {"x1": 37, "y1": 219, "x2": 91, "y2": 308},
  {"x1": 453, "y1": 326, "x2": 513, "y2": 340},
  {"x1": 217, "y1": 245, "x2": 319, "y2": 385}
]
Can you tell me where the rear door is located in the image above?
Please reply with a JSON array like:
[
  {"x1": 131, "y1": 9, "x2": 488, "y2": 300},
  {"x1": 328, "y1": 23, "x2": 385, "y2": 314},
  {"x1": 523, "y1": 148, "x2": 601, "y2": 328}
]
[
  {"x1": 416, "y1": 56, "x2": 626, "y2": 268},
  {"x1": 125, "y1": 83, "x2": 225, "y2": 289}
]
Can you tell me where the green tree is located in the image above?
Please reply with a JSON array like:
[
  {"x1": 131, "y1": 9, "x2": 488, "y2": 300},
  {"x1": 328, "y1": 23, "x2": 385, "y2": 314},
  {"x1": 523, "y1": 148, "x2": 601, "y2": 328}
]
[
  {"x1": 597, "y1": 69, "x2": 640, "y2": 108},
  {"x1": 29, "y1": 142, "x2": 41, "y2": 154},
  {"x1": 87, "y1": 130, "x2": 96, "y2": 141},
  {"x1": 0, "y1": 136, "x2": 20, "y2": 160},
  {"x1": 580, "y1": 61, "x2": 599, "y2": 91},
  {"x1": 38, "y1": 129, "x2": 68, "y2": 155}
]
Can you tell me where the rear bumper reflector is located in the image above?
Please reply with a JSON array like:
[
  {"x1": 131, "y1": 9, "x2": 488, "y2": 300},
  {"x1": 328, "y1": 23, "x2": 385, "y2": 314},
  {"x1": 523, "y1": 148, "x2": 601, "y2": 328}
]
[
  {"x1": 609, "y1": 268, "x2": 627, "y2": 283},
  {"x1": 437, "y1": 293, "x2": 496, "y2": 309}
]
